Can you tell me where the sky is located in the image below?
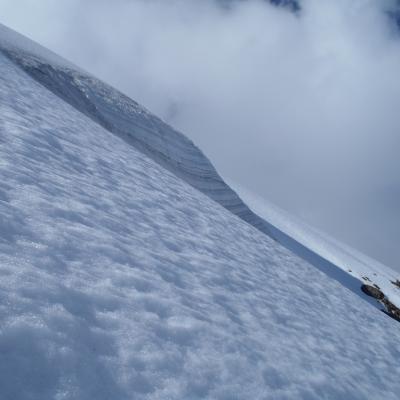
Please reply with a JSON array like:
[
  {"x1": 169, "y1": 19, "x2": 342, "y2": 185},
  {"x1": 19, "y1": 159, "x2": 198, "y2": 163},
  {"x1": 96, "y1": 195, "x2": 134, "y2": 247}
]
[{"x1": 1, "y1": 0, "x2": 399, "y2": 272}]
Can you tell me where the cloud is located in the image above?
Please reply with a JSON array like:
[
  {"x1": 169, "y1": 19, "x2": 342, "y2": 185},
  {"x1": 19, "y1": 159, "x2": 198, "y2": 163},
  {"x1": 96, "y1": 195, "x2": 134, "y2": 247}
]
[{"x1": 1, "y1": 0, "x2": 400, "y2": 270}]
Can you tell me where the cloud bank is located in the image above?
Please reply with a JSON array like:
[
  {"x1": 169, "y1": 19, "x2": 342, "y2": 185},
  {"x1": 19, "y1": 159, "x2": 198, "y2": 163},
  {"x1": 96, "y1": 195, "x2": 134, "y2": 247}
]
[{"x1": 1, "y1": 0, "x2": 400, "y2": 270}]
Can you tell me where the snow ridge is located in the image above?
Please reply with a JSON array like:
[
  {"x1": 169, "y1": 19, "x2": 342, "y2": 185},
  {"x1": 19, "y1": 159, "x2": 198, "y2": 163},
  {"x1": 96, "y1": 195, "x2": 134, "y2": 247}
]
[{"x1": 0, "y1": 23, "x2": 269, "y2": 239}]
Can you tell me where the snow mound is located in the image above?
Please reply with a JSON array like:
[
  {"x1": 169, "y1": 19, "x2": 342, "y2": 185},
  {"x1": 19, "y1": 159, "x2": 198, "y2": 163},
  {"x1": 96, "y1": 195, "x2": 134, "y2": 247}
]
[{"x1": 1, "y1": 36, "x2": 400, "y2": 399}]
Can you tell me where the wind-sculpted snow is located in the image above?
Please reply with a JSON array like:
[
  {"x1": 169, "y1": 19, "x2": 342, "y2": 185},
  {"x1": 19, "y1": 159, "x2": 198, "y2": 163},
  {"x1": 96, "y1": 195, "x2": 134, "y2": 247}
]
[
  {"x1": 1, "y1": 49, "x2": 400, "y2": 400},
  {"x1": 0, "y1": 23, "x2": 269, "y2": 239}
]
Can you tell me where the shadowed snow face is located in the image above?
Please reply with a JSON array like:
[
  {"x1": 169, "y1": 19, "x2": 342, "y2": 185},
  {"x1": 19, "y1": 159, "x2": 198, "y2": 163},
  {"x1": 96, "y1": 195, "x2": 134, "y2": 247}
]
[{"x1": 1, "y1": 0, "x2": 400, "y2": 271}]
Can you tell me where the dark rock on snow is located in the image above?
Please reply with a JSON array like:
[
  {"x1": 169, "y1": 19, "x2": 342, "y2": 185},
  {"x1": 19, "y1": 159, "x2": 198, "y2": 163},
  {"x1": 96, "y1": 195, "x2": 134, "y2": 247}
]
[
  {"x1": 361, "y1": 284, "x2": 400, "y2": 322},
  {"x1": 361, "y1": 284, "x2": 385, "y2": 300}
]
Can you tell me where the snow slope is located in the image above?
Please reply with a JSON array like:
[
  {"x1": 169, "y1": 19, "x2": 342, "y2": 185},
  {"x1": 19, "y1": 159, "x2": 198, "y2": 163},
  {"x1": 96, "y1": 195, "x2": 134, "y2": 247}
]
[
  {"x1": 3, "y1": 23, "x2": 398, "y2": 317},
  {"x1": 232, "y1": 184, "x2": 400, "y2": 313},
  {"x1": 0, "y1": 23, "x2": 269, "y2": 237},
  {"x1": 1, "y1": 29, "x2": 400, "y2": 400}
]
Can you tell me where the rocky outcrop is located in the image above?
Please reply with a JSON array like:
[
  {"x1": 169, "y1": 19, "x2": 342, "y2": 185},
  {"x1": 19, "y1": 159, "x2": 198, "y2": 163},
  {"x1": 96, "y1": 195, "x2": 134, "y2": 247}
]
[
  {"x1": 361, "y1": 284, "x2": 385, "y2": 300},
  {"x1": 391, "y1": 279, "x2": 400, "y2": 289},
  {"x1": 361, "y1": 284, "x2": 400, "y2": 322}
]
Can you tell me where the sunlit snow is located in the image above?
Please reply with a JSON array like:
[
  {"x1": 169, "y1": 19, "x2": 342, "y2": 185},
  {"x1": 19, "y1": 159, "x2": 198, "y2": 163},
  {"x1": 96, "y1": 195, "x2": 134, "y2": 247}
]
[{"x1": 1, "y1": 24, "x2": 400, "y2": 400}]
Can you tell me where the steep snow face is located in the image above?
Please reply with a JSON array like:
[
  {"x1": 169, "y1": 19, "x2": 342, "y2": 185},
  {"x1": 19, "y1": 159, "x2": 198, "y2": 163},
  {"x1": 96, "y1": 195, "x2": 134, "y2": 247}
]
[
  {"x1": 1, "y1": 48, "x2": 400, "y2": 400},
  {"x1": 2, "y1": 23, "x2": 399, "y2": 314},
  {"x1": 0, "y1": 23, "x2": 269, "y2": 238}
]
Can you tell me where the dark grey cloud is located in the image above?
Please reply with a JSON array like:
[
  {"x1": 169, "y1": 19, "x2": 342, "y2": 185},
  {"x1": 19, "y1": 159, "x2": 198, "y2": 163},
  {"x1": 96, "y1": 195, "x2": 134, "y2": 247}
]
[{"x1": 1, "y1": 0, "x2": 400, "y2": 271}]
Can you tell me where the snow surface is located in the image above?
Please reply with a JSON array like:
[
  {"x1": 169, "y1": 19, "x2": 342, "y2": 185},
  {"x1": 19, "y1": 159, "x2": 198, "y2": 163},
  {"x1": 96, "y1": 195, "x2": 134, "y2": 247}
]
[
  {"x1": 1, "y1": 42, "x2": 400, "y2": 400},
  {"x1": 0, "y1": 23, "x2": 268, "y2": 239},
  {"x1": 232, "y1": 183, "x2": 400, "y2": 310},
  {"x1": 4, "y1": 22, "x2": 397, "y2": 316},
  {"x1": 5, "y1": 21, "x2": 399, "y2": 318}
]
